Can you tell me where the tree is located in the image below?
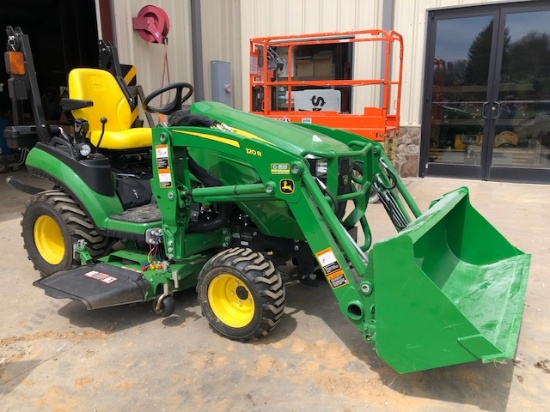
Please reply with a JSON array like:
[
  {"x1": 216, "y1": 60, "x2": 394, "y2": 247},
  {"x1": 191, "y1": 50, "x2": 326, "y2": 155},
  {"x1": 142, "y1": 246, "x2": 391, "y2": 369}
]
[
  {"x1": 465, "y1": 20, "x2": 510, "y2": 85},
  {"x1": 507, "y1": 32, "x2": 550, "y2": 82}
]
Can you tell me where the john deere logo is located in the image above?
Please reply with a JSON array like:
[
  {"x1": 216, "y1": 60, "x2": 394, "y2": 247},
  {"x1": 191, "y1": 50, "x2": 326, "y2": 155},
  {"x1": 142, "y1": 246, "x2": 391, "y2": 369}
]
[{"x1": 280, "y1": 179, "x2": 295, "y2": 194}]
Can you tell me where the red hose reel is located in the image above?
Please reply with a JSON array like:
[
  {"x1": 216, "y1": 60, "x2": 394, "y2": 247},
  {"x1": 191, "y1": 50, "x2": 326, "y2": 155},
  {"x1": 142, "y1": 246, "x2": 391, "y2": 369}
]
[{"x1": 132, "y1": 5, "x2": 170, "y2": 44}]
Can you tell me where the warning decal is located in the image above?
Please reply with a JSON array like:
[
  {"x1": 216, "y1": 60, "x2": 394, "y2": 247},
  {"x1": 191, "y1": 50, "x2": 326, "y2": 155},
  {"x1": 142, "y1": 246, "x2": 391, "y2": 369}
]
[
  {"x1": 315, "y1": 247, "x2": 349, "y2": 289},
  {"x1": 84, "y1": 270, "x2": 118, "y2": 284},
  {"x1": 158, "y1": 171, "x2": 172, "y2": 188},
  {"x1": 327, "y1": 273, "x2": 348, "y2": 288},
  {"x1": 157, "y1": 157, "x2": 169, "y2": 169},
  {"x1": 155, "y1": 144, "x2": 172, "y2": 188}
]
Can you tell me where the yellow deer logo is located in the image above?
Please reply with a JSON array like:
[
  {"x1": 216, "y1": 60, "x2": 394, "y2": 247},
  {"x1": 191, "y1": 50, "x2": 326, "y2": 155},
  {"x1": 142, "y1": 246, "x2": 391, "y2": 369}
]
[{"x1": 280, "y1": 179, "x2": 295, "y2": 194}]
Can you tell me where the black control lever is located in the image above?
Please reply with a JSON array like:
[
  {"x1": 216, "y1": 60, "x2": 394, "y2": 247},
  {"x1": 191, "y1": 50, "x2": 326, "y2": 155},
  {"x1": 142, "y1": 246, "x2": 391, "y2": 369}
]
[{"x1": 96, "y1": 117, "x2": 107, "y2": 151}]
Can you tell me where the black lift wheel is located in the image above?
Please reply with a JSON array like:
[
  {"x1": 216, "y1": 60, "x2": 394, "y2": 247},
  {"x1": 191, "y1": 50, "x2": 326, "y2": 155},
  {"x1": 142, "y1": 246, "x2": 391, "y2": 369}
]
[{"x1": 153, "y1": 295, "x2": 175, "y2": 317}]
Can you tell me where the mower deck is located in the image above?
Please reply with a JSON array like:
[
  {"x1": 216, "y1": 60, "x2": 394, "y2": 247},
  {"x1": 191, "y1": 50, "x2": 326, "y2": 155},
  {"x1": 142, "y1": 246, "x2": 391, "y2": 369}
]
[{"x1": 34, "y1": 263, "x2": 150, "y2": 310}]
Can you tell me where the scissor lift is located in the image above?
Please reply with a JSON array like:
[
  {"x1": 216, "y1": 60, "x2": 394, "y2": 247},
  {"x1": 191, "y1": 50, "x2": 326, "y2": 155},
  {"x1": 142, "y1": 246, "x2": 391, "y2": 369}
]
[{"x1": 249, "y1": 29, "x2": 403, "y2": 147}]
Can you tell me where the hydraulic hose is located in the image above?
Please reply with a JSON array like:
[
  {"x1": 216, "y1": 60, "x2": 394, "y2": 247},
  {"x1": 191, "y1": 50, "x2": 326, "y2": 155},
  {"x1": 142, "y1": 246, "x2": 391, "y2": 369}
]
[
  {"x1": 314, "y1": 177, "x2": 340, "y2": 216},
  {"x1": 376, "y1": 182, "x2": 408, "y2": 230}
]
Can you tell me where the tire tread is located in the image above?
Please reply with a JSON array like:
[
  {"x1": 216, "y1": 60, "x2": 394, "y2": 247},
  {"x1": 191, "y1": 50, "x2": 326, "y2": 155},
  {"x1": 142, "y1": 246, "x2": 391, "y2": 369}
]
[
  {"x1": 197, "y1": 247, "x2": 285, "y2": 341},
  {"x1": 21, "y1": 189, "x2": 112, "y2": 276}
]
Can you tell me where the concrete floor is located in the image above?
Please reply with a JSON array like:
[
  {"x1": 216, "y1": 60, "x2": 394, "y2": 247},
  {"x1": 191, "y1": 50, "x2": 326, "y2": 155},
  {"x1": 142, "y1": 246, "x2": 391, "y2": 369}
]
[{"x1": 0, "y1": 169, "x2": 549, "y2": 411}]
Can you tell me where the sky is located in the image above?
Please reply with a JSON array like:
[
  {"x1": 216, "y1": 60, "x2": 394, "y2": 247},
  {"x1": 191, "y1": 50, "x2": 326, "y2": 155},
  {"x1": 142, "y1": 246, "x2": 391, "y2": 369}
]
[{"x1": 434, "y1": 10, "x2": 550, "y2": 63}]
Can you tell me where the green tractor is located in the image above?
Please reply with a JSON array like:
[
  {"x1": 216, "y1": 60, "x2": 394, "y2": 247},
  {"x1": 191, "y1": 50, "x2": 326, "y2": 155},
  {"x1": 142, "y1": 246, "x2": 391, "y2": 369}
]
[{"x1": 4, "y1": 26, "x2": 530, "y2": 373}]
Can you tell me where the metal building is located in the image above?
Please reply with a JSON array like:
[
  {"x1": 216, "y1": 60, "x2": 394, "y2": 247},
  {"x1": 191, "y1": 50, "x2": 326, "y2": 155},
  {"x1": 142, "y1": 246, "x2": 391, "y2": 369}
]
[{"x1": 2, "y1": 0, "x2": 548, "y2": 182}]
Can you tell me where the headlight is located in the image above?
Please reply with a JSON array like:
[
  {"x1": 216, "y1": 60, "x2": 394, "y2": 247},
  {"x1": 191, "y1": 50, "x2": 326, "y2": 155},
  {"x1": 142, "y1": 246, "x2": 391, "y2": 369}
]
[
  {"x1": 77, "y1": 143, "x2": 92, "y2": 157},
  {"x1": 307, "y1": 157, "x2": 328, "y2": 178},
  {"x1": 315, "y1": 159, "x2": 328, "y2": 177}
]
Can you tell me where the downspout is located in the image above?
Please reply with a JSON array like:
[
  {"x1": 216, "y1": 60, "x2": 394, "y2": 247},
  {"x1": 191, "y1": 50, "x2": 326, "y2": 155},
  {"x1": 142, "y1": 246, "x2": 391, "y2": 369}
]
[
  {"x1": 191, "y1": 0, "x2": 205, "y2": 101},
  {"x1": 381, "y1": 0, "x2": 394, "y2": 31}
]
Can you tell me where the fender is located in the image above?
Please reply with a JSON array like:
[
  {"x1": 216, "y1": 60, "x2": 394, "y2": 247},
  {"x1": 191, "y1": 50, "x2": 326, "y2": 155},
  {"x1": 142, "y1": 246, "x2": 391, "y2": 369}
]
[{"x1": 25, "y1": 145, "x2": 123, "y2": 228}]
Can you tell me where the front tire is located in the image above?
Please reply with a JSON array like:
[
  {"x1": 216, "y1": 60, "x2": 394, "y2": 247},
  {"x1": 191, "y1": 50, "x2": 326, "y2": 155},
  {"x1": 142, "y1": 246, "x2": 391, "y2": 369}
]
[
  {"x1": 21, "y1": 190, "x2": 112, "y2": 277},
  {"x1": 197, "y1": 247, "x2": 285, "y2": 341}
]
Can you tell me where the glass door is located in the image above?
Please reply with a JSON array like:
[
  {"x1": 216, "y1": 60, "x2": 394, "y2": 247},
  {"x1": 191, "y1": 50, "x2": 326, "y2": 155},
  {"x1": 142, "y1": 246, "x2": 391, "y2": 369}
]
[
  {"x1": 421, "y1": 2, "x2": 550, "y2": 182},
  {"x1": 422, "y1": 11, "x2": 500, "y2": 179},
  {"x1": 489, "y1": 6, "x2": 550, "y2": 181}
]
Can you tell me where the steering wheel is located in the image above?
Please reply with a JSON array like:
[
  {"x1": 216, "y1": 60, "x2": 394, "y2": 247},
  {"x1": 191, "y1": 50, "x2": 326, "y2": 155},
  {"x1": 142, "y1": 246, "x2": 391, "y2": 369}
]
[{"x1": 143, "y1": 82, "x2": 194, "y2": 115}]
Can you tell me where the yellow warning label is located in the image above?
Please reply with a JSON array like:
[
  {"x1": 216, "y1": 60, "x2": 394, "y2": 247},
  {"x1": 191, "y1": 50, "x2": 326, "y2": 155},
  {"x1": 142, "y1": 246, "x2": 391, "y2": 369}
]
[{"x1": 315, "y1": 247, "x2": 348, "y2": 289}]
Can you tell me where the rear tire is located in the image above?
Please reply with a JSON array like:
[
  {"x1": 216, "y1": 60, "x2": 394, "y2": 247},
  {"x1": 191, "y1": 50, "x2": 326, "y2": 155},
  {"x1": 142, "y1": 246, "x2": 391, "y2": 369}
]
[
  {"x1": 21, "y1": 190, "x2": 112, "y2": 277},
  {"x1": 197, "y1": 247, "x2": 285, "y2": 341}
]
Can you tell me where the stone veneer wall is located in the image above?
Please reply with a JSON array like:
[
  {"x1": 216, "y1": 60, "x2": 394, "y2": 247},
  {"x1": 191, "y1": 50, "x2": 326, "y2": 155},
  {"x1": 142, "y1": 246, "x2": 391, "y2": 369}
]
[{"x1": 393, "y1": 126, "x2": 421, "y2": 177}]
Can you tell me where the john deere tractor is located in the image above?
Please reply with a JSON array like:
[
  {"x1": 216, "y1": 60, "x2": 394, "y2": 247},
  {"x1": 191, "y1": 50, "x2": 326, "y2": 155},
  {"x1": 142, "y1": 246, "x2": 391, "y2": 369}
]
[{"x1": 4, "y1": 26, "x2": 530, "y2": 373}]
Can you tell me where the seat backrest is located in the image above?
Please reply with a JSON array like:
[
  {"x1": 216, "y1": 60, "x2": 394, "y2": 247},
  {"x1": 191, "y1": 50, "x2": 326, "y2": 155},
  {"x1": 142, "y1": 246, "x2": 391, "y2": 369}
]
[{"x1": 68, "y1": 68, "x2": 133, "y2": 133}]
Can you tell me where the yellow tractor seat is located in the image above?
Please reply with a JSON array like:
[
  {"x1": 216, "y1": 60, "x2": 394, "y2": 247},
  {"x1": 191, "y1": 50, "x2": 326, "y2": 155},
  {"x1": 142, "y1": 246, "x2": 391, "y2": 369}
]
[{"x1": 68, "y1": 68, "x2": 152, "y2": 150}]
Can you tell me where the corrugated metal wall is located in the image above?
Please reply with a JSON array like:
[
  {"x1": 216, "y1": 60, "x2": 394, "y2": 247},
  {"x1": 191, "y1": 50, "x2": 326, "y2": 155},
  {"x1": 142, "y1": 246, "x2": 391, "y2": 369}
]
[
  {"x1": 111, "y1": 0, "x2": 194, "y2": 110},
  {"x1": 200, "y1": 0, "x2": 243, "y2": 108},
  {"x1": 238, "y1": 0, "x2": 385, "y2": 112},
  {"x1": 237, "y1": 0, "x2": 530, "y2": 122},
  {"x1": 111, "y1": 0, "x2": 243, "y2": 109},
  {"x1": 239, "y1": 0, "x2": 383, "y2": 35},
  {"x1": 109, "y1": 0, "x2": 530, "y2": 126}
]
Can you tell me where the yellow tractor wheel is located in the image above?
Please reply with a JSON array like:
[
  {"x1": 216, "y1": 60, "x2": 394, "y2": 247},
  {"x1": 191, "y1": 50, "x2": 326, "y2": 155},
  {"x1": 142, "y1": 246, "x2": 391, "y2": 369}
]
[
  {"x1": 197, "y1": 247, "x2": 285, "y2": 340},
  {"x1": 21, "y1": 190, "x2": 112, "y2": 277},
  {"x1": 33, "y1": 215, "x2": 65, "y2": 265}
]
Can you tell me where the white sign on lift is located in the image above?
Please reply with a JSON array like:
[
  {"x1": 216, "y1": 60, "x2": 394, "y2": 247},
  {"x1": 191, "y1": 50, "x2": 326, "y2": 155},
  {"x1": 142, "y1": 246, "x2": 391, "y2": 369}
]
[{"x1": 293, "y1": 89, "x2": 341, "y2": 112}]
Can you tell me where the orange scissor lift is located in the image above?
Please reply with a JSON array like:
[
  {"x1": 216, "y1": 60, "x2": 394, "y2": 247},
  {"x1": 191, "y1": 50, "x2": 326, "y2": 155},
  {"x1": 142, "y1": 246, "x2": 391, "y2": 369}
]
[{"x1": 249, "y1": 29, "x2": 404, "y2": 143}]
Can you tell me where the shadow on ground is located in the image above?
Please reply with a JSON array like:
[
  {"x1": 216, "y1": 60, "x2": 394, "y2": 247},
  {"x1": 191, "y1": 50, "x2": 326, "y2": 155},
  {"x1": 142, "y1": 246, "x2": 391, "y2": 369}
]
[
  {"x1": 279, "y1": 279, "x2": 514, "y2": 412},
  {"x1": 55, "y1": 287, "x2": 201, "y2": 332}
]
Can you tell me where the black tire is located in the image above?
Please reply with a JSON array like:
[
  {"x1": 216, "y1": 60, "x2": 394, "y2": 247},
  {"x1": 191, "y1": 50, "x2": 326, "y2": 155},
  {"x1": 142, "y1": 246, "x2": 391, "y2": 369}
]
[
  {"x1": 153, "y1": 295, "x2": 175, "y2": 317},
  {"x1": 21, "y1": 190, "x2": 112, "y2": 277},
  {"x1": 197, "y1": 247, "x2": 285, "y2": 341}
]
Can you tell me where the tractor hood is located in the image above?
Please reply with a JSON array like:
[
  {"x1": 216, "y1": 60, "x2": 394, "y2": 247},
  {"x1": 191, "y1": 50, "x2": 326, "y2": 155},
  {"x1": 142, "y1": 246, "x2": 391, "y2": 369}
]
[{"x1": 191, "y1": 101, "x2": 350, "y2": 156}]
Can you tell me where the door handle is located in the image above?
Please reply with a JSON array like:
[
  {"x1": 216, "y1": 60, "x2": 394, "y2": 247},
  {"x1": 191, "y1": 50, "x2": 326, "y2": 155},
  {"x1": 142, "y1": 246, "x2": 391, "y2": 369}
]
[{"x1": 482, "y1": 101, "x2": 500, "y2": 119}]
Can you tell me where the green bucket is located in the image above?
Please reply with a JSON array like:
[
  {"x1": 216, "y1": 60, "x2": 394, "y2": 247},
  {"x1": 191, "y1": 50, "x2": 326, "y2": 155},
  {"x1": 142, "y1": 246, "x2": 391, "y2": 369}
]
[{"x1": 369, "y1": 187, "x2": 530, "y2": 373}]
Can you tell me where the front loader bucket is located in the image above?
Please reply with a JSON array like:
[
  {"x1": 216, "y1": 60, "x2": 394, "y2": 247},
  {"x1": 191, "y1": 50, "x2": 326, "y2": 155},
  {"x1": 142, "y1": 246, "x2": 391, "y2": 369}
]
[{"x1": 370, "y1": 187, "x2": 530, "y2": 373}]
